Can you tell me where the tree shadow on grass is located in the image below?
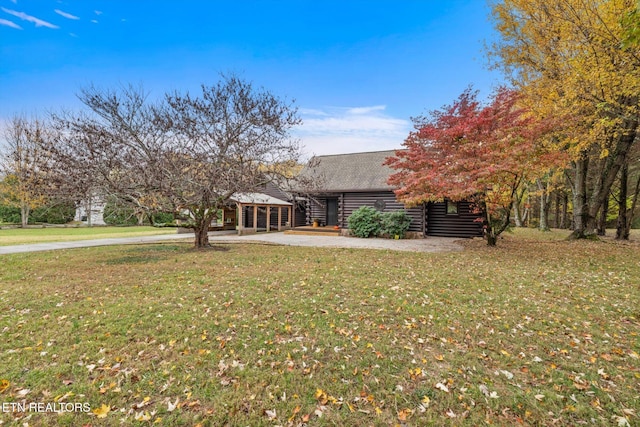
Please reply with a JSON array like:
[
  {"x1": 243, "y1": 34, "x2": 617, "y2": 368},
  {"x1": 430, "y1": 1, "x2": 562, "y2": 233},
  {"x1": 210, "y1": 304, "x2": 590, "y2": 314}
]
[
  {"x1": 104, "y1": 243, "x2": 231, "y2": 264},
  {"x1": 105, "y1": 244, "x2": 187, "y2": 264},
  {"x1": 189, "y1": 245, "x2": 231, "y2": 252}
]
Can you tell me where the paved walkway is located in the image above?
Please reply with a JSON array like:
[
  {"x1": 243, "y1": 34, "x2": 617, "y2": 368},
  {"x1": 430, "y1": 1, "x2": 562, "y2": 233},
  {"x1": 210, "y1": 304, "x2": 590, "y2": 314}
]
[{"x1": 0, "y1": 230, "x2": 464, "y2": 254}]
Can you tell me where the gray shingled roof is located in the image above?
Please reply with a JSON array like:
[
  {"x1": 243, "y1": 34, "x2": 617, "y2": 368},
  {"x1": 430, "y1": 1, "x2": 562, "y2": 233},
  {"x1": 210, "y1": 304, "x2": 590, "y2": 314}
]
[{"x1": 299, "y1": 150, "x2": 400, "y2": 192}]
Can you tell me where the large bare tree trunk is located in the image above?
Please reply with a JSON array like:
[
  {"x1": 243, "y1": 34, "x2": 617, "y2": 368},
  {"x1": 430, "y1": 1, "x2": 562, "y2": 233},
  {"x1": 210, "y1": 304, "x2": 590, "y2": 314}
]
[
  {"x1": 537, "y1": 178, "x2": 550, "y2": 231},
  {"x1": 194, "y1": 221, "x2": 210, "y2": 248},
  {"x1": 193, "y1": 212, "x2": 215, "y2": 248},
  {"x1": 554, "y1": 191, "x2": 560, "y2": 228},
  {"x1": 597, "y1": 193, "x2": 609, "y2": 236},
  {"x1": 513, "y1": 187, "x2": 526, "y2": 227},
  {"x1": 560, "y1": 191, "x2": 569, "y2": 229},
  {"x1": 616, "y1": 163, "x2": 628, "y2": 240},
  {"x1": 569, "y1": 156, "x2": 590, "y2": 239},
  {"x1": 20, "y1": 203, "x2": 29, "y2": 227}
]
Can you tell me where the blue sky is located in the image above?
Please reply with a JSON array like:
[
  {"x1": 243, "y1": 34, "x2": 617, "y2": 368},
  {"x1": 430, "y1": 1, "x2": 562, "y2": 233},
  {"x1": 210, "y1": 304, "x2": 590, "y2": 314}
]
[{"x1": 1, "y1": 0, "x2": 503, "y2": 156}]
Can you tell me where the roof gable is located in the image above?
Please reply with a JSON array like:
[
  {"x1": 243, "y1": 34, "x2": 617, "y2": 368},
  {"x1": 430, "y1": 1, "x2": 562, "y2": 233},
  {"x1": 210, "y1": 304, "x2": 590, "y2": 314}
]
[{"x1": 300, "y1": 150, "x2": 400, "y2": 192}]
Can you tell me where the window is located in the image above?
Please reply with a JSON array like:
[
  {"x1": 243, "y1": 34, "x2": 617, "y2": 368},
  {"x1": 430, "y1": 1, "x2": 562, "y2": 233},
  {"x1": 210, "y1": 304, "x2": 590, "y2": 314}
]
[{"x1": 446, "y1": 200, "x2": 458, "y2": 215}]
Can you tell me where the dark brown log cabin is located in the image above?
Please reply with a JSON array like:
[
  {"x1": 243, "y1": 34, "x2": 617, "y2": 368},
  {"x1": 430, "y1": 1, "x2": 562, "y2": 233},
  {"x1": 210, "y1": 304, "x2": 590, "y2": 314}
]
[{"x1": 297, "y1": 150, "x2": 483, "y2": 238}]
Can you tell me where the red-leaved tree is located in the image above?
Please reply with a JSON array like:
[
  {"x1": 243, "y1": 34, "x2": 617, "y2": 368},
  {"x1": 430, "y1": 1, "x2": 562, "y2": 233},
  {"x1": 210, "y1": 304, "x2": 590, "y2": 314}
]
[{"x1": 386, "y1": 87, "x2": 562, "y2": 246}]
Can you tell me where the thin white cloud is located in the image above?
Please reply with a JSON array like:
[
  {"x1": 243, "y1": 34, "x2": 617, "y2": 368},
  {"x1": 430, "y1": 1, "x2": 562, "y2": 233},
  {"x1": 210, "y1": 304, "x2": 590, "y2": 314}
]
[
  {"x1": 91, "y1": 19, "x2": 98, "y2": 24},
  {"x1": 295, "y1": 105, "x2": 410, "y2": 157},
  {"x1": 0, "y1": 18, "x2": 21, "y2": 29},
  {"x1": 299, "y1": 108, "x2": 328, "y2": 117},
  {"x1": 54, "y1": 9, "x2": 80, "y2": 20},
  {"x1": 1, "y1": 7, "x2": 59, "y2": 29},
  {"x1": 346, "y1": 105, "x2": 386, "y2": 115},
  {"x1": 94, "y1": 10, "x2": 102, "y2": 15}
]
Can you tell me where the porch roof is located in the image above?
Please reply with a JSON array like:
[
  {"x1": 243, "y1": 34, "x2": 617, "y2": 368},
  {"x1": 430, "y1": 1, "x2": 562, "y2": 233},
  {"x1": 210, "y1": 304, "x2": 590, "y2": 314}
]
[{"x1": 231, "y1": 192, "x2": 292, "y2": 206}]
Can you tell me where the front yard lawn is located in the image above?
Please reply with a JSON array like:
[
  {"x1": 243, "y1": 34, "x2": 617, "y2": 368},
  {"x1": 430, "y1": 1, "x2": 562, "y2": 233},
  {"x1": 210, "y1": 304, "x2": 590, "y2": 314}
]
[
  {"x1": 0, "y1": 226, "x2": 176, "y2": 246},
  {"x1": 0, "y1": 229, "x2": 638, "y2": 426}
]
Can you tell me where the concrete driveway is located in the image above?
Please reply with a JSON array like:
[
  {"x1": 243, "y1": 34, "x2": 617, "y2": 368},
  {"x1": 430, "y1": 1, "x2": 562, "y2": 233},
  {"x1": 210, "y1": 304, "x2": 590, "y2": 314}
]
[
  {"x1": 220, "y1": 232, "x2": 464, "y2": 252},
  {"x1": 0, "y1": 230, "x2": 464, "y2": 254}
]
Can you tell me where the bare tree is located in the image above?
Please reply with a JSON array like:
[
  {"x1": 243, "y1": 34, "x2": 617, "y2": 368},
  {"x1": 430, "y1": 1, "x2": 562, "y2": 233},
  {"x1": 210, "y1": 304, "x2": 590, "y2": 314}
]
[
  {"x1": 52, "y1": 75, "x2": 304, "y2": 247},
  {"x1": 0, "y1": 116, "x2": 52, "y2": 227}
]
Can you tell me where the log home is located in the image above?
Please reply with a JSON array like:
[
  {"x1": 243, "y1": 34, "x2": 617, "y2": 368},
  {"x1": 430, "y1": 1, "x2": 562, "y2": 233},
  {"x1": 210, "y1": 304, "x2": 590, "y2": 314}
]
[{"x1": 297, "y1": 150, "x2": 484, "y2": 238}]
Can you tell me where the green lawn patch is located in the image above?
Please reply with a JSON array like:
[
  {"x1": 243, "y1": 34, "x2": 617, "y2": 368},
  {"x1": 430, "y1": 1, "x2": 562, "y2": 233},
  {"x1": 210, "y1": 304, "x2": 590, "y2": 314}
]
[
  {"x1": 0, "y1": 226, "x2": 176, "y2": 246},
  {"x1": 0, "y1": 229, "x2": 638, "y2": 426}
]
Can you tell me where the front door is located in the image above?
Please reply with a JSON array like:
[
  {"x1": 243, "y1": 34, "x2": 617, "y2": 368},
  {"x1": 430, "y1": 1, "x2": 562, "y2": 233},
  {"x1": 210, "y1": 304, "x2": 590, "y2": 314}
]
[{"x1": 326, "y1": 198, "x2": 338, "y2": 226}]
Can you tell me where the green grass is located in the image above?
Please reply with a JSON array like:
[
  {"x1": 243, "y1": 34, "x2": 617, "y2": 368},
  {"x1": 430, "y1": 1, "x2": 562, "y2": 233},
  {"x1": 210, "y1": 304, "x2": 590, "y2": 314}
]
[
  {"x1": 0, "y1": 226, "x2": 176, "y2": 246},
  {"x1": 0, "y1": 229, "x2": 638, "y2": 426}
]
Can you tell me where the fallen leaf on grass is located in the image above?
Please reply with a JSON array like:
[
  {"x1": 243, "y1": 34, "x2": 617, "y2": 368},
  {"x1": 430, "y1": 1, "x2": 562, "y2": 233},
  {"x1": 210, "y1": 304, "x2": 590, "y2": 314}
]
[
  {"x1": 167, "y1": 397, "x2": 179, "y2": 412},
  {"x1": 0, "y1": 380, "x2": 9, "y2": 393},
  {"x1": 16, "y1": 388, "x2": 31, "y2": 397},
  {"x1": 435, "y1": 382, "x2": 450, "y2": 393},
  {"x1": 315, "y1": 405, "x2": 329, "y2": 418},
  {"x1": 573, "y1": 381, "x2": 589, "y2": 391},
  {"x1": 135, "y1": 411, "x2": 152, "y2": 421},
  {"x1": 315, "y1": 388, "x2": 328, "y2": 404},
  {"x1": 133, "y1": 396, "x2": 151, "y2": 409},
  {"x1": 265, "y1": 408, "x2": 277, "y2": 420},
  {"x1": 500, "y1": 370, "x2": 514, "y2": 379},
  {"x1": 398, "y1": 408, "x2": 413, "y2": 421},
  {"x1": 92, "y1": 404, "x2": 110, "y2": 418},
  {"x1": 54, "y1": 391, "x2": 74, "y2": 402},
  {"x1": 613, "y1": 415, "x2": 631, "y2": 427},
  {"x1": 479, "y1": 384, "x2": 499, "y2": 398},
  {"x1": 288, "y1": 405, "x2": 301, "y2": 422},
  {"x1": 479, "y1": 384, "x2": 490, "y2": 396}
]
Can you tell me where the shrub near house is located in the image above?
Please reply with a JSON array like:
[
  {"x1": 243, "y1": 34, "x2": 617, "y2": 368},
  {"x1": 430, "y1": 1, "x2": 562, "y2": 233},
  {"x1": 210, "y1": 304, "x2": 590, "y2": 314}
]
[
  {"x1": 347, "y1": 206, "x2": 411, "y2": 239},
  {"x1": 380, "y1": 210, "x2": 412, "y2": 238},
  {"x1": 348, "y1": 206, "x2": 382, "y2": 238}
]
